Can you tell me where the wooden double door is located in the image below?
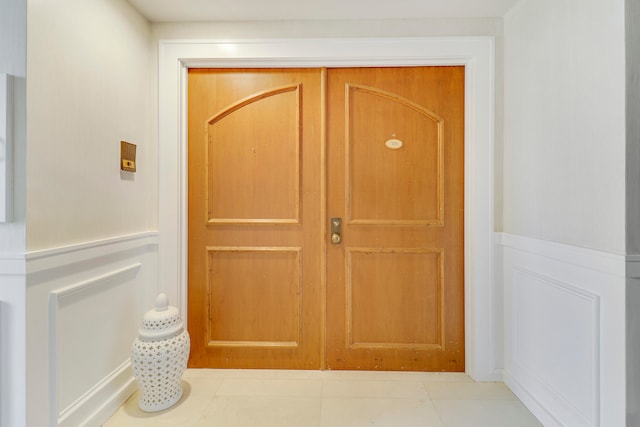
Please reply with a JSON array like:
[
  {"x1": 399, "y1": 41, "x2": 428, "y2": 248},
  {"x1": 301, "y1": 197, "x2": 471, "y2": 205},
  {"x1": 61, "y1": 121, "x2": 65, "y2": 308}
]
[{"x1": 187, "y1": 67, "x2": 464, "y2": 371}]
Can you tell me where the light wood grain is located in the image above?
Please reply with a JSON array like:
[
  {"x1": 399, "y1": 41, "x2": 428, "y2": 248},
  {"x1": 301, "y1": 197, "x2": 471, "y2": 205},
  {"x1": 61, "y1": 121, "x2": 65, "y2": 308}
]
[
  {"x1": 188, "y1": 66, "x2": 464, "y2": 371},
  {"x1": 326, "y1": 67, "x2": 465, "y2": 371},
  {"x1": 188, "y1": 69, "x2": 323, "y2": 369}
]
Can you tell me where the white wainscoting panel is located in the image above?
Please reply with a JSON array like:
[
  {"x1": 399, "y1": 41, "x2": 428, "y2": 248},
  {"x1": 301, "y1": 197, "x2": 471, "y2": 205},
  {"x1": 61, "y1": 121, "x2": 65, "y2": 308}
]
[
  {"x1": 50, "y1": 263, "x2": 141, "y2": 425},
  {"x1": 499, "y1": 232, "x2": 626, "y2": 427},
  {"x1": 512, "y1": 267, "x2": 599, "y2": 426},
  {"x1": 26, "y1": 232, "x2": 158, "y2": 427}
]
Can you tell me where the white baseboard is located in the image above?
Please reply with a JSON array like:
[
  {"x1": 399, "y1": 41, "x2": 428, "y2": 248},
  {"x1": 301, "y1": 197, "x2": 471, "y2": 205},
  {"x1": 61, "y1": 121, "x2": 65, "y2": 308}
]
[
  {"x1": 504, "y1": 371, "x2": 563, "y2": 427},
  {"x1": 57, "y1": 362, "x2": 137, "y2": 427}
]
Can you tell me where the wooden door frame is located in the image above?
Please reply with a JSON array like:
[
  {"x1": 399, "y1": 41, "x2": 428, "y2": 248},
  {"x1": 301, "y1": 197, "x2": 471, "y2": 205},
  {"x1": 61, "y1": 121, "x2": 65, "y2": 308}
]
[{"x1": 158, "y1": 37, "x2": 498, "y2": 381}]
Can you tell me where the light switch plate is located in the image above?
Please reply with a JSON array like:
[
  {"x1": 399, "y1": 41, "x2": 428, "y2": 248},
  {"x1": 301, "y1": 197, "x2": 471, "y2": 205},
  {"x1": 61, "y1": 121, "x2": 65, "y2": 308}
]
[{"x1": 0, "y1": 74, "x2": 13, "y2": 222}]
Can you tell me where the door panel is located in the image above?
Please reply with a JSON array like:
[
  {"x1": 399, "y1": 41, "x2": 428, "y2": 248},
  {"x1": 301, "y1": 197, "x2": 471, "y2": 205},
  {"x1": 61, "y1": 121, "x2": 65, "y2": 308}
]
[
  {"x1": 188, "y1": 69, "x2": 323, "y2": 369},
  {"x1": 206, "y1": 247, "x2": 302, "y2": 346},
  {"x1": 347, "y1": 249, "x2": 443, "y2": 348},
  {"x1": 207, "y1": 85, "x2": 301, "y2": 223},
  {"x1": 347, "y1": 84, "x2": 442, "y2": 224},
  {"x1": 326, "y1": 67, "x2": 465, "y2": 371}
]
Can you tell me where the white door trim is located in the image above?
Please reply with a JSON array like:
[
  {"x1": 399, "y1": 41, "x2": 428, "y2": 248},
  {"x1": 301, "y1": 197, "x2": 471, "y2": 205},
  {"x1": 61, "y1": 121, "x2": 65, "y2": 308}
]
[{"x1": 157, "y1": 37, "x2": 498, "y2": 380}]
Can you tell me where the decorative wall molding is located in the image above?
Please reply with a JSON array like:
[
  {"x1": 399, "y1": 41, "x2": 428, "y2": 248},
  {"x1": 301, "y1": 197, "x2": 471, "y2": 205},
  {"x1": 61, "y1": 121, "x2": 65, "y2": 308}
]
[
  {"x1": 498, "y1": 231, "x2": 626, "y2": 427},
  {"x1": 25, "y1": 232, "x2": 159, "y2": 427},
  {"x1": 497, "y1": 232, "x2": 630, "y2": 278},
  {"x1": 27, "y1": 231, "x2": 158, "y2": 274},
  {"x1": 49, "y1": 263, "x2": 142, "y2": 425},
  {"x1": 50, "y1": 263, "x2": 142, "y2": 300},
  {"x1": 511, "y1": 266, "x2": 600, "y2": 427}
]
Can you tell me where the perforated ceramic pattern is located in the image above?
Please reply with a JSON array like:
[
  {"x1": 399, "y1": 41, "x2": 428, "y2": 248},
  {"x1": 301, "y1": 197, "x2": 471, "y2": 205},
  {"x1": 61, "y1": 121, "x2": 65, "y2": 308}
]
[
  {"x1": 142, "y1": 313, "x2": 181, "y2": 331},
  {"x1": 131, "y1": 330, "x2": 190, "y2": 412}
]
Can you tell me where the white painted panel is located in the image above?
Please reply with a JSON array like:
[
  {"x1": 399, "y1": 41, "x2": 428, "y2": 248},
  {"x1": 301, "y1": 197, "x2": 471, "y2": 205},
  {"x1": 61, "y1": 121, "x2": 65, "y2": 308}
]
[
  {"x1": 51, "y1": 264, "x2": 141, "y2": 416},
  {"x1": 500, "y1": 232, "x2": 626, "y2": 427},
  {"x1": 512, "y1": 267, "x2": 599, "y2": 426},
  {"x1": 26, "y1": 232, "x2": 158, "y2": 427}
]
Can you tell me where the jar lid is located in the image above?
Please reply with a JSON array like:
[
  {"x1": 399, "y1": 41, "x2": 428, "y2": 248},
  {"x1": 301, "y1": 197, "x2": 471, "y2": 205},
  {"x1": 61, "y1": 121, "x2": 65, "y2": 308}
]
[{"x1": 138, "y1": 293, "x2": 184, "y2": 340}]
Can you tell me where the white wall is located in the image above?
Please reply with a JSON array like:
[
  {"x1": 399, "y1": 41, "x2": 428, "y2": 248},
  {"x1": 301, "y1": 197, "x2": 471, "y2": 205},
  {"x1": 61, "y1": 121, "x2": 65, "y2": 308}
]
[
  {"x1": 0, "y1": 0, "x2": 26, "y2": 255},
  {"x1": 0, "y1": 0, "x2": 27, "y2": 426},
  {"x1": 151, "y1": 18, "x2": 502, "y2": 39},
  {"x1": 25, "y1": 0, "x2": 158, "y2": 426},
  {"x1": 503, "y1": 0, "x2": 626, "y2": 254},
  {"x1": 27, "y1": 0, "x2": 156, "y2": 251},
  {"x1": 502, "y1": 0, "x2": 630, "y2": 425}
]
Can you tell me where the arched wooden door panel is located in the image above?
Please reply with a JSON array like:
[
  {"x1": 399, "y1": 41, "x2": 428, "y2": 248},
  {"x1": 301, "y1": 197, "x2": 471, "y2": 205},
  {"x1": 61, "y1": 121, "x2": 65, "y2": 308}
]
[
  {"x1": 187, "y1": 69, "x2": 323, "y2": 369},
  {"x1": 326, "y1": 67, "x2": 465, "y2": 371}
]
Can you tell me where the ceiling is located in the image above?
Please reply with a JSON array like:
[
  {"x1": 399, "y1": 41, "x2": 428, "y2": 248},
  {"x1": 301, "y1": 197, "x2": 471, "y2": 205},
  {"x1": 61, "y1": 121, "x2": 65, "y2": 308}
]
[{"x1": 127, "y1": 0, "x2": 521, "y2": 22}]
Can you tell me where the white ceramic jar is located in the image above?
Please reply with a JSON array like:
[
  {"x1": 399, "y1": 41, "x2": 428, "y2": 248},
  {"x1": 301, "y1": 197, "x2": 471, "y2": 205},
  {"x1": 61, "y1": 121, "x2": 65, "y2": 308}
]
[{"x1": 130, "y1": 293, "x2": 190, "y2": 412}]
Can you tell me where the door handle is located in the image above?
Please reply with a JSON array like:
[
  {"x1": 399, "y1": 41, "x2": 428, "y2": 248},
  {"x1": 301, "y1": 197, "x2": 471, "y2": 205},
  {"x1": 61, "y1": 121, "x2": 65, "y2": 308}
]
[{"x1": 330, "y1": 217, "x2": 342, "y2": 244}]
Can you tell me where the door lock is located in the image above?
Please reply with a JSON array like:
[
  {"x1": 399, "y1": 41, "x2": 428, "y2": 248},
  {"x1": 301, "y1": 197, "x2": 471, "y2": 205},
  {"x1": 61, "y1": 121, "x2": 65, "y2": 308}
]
[{"x1": 330, "y1": 217, "x2": 342, "y2": 244}]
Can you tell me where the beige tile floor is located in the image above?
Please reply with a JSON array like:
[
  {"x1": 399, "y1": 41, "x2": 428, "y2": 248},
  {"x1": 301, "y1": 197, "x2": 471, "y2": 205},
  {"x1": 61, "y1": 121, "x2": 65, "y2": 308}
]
[{"x1": 103, "y1": 369, "x2": 543, "y2": 427}]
